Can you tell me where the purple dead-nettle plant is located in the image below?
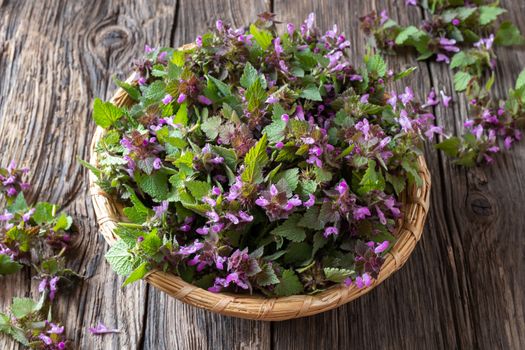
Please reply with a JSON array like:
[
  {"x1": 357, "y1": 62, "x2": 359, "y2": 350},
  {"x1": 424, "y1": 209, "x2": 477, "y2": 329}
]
[{"x1": 89, "y1": 12, "x2": 436, "y2": 296}]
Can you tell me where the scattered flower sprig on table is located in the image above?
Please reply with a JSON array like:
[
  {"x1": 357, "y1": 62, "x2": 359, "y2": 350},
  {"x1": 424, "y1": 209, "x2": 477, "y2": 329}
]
[
  {"x1": 88, "y1": 13, "x2": 437, "y2": 297},
  {"x1": 360, "y1": 1, "x2": 525, "y2": 166},
  {"x1": 0, "y1": 161, "x2": 77, "y2": 349}
]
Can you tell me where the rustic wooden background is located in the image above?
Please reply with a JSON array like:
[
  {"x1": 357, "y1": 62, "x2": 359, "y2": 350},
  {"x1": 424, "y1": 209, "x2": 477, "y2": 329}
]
[{"x1": 1, "y1": 0, "x2": 524, "y2": 349}]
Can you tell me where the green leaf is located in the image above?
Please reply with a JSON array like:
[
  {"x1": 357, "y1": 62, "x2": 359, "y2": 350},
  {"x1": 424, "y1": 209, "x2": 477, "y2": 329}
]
[
  {"x1": 105, "y1": 240, "x2": 136, "y2": 276},
  {"x1": 249, "y1": 24, "x2": 273, "y2": 50},
  {"x1": 139, "y1": 230, "x2": 162, "y2": 256},
  {"x1": 435, "y1": 136, "x2": 461, "y2": 157},
  {"x1": 53, "y1": 213, "x2": 72, "y2": 231},
  {"x1": 298, "y1": 206, "x2": 324, "y2": 230},
  {"x1": 478, "y1": 6, "x2": 506, "y2": 26},
  {"x1": 171, "y1": 50, "x2": 186, "y2": 66},
  {"x1": 273, "y1": 168, "x2": 299, "y2": 192},
  {"x1": 93, "y1": 98, "x2": 124, "y2": 129},
  {"x1": 123, "y1": 261, "x2": 149, "y2": 287},
  {"x1": 185, "y1": 180, "x2": 210, "y2": 200},
  {"x1": 211, "y1": 145, "x2": 237, "y2": 170},
  {"x1": 255, "y1": 264, "x2": 280, "y2": 286},
  {"x1": 242, "y1": 133, "x2": 269, "y2": 184},
  {"x1": 78, "y1": 157, "x2": 102, "y2": 178},
  {"x1": 515, "y1": 68, "x2": 525, "y2": 90},
  {"x1": 274, "y1": 269, "x2": 304, "y2": 296},
  {"x1": 0, "y1": 255, "x2": 23, "y2": 276},
  {"x1": 142, "y1": 80, "x2": 166, "y2": 101},
  {"x1": 300, "y1": 85, "x2": 322, "y2": 101},
  {"x1": 11, "y1": 298, "x2": 37, "y2": 319},
  {"x1": 136, "y1": 172, "x2": 169, "y2": 201},
  {"x1": 495, "y1": 21, "x2": 525, "y2": 46},
  {"x1": 395, "y1": 26, "x2": 426, "y2": 45},
  {"x1": 284, "y1": 242, "x2": 312, "y2": 265},
  {"x1": 359, "y1": 160, "x2": 385, "y2": 194},
  {"x1": 31, "y1": 202, "x2": 55, "y2": 225},
  {"x1": 442, "y1": 7, "x2": 476, "y2": 22},
  {"x1": 113, "y1": 77, "x2": 141, "y2": 101},
  {"x1": 385, "y1": 173, "x2": 406, "y2": 196},
  {"x1": 240, "y1": 62, "x2": 259, "y2": 89},
  {"x1": 366, "y1": 54, "x2": 387, "y2": 77},
  {"x1": 324, "y1": 267, "x2": 354, "y2": 283},
  {"x1": 174, "y1": 102, "x2": 188, "y2": 126},
  {"x1": 245, "y1": 78, "x2": 267, "y2": 110},
  {"x1": 207, "y1": 75, "x2": 232, "y2": 97},
  {"x1": 394, "y1": 66, "x2": 417, "y2": 81},
  {"x1": 454, "y1": 71, "x2": 473, "y2": 92},
  {"x1": 270, "y1": 215, "x2": 306, "y2": 242},
  {"x1": 8, "y1": 193, "x2": 28, "y2": 213},
  {"x1": 201, "y1": 116, "x2": 222, "y2": 140},
  {"x1": 450, "y1": 51, "x2": 477, "y2": 70}
]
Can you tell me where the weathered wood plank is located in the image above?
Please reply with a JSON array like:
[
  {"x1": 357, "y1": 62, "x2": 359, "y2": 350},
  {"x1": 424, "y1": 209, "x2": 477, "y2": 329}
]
[
  {"x1": 0, "y1": 0, "x2": 178, "y2": 349},
  {"x1": 140, "y1": 1, "x2": 272, "y2": 349}
]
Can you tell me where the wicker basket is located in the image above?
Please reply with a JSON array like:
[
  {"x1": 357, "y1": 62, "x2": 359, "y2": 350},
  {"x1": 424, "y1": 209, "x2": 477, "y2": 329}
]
[{"x1": 88, "y1": 72, "x2": 431, "y2": 321}]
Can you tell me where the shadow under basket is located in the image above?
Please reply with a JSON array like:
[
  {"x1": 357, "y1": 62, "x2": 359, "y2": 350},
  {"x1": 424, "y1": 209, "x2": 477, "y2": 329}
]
[{"x1": 88, "y1": 74, "x2": 431, "y2": 322}]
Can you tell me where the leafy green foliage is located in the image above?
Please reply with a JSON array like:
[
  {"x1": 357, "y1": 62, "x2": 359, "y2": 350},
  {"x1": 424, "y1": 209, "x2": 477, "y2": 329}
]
[
  {"x1": 93, "y1": 98, "x2": 124, "y2": 129},
  {"x1": 274, "y1": 269, "x2": 304, "y2": 296}
]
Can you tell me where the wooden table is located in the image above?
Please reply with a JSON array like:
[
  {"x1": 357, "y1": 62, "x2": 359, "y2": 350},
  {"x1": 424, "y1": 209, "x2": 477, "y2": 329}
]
[{"x1": 1, "y1": 0, "x2": 524, "y2": 349}]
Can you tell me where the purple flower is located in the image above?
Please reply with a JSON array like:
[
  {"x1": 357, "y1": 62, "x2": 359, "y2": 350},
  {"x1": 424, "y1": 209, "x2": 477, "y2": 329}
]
[
  {"x1": 162, "y1": 94, "x2": 173, "y2": 105},
  {"x1": 48, "y1": 323, "x2": 65, "y2": 335},
  {"x1": 144, "y1": 44, "x2": 154, "y2": 54},
  {"x1": 440, "y1": 90, "x2": 452, "y2": 107},
  {"x1": 274, "y1": 37, "x2": 283, "y2": 55},
  {"x1": 281, "y1": 114, "x2": 290, "y2": 123},
  {"x1": 275, "y1": 141, "x2": 284, "y2": 149},
  {"x1": 380, "y1": 10, "x2": 389, "y2": 25},
  {"x1": 216, "y1": 19, "x2": 224, "y2": 32},
  {"x1": 177, "y1": 93, "x2": 187, "y2": 104},
  {"x1": 196, "y1": 35, "x2": 203, "y2": 47},
  {"x1": 0, "y1": 210, "x2": 13, "y2": 222},
  {"x1": 198, "y1": 95, "x2": 212, "y2": 105},
  {"x1": 153, "y1": 201, "x2": 169, "y2": 219},
  {"x1": 474, "y1": 34, "x2": 495, "y2": 50},
  {"x1": 399, "y1": 87, "x2": 414, "y2": 105},
  {"x1": 504, "y1": 136, "x2": 513, "y2": 150},
  {"x1": 157, "y1": 51, "x2": 168, "y2": 63},
  {"x1": 355, "y1": 273, "x2": 372, "y2": 288},
  {"x1": 39, "y1": 333, "x2": 53, "y2": 345},
  {"x1": 360, "y1": 94, "x2": 369, "y2": 104},
  {"x1": 266, "y1": 95, "x2": 279, "y2": 104},
  {"x1": 424, "y1": 89, "x2": 439, "y2": 107},
  {"x1": 303, "y1": 194, "x2": 315, "y2": 208},
  {"x1": 48, "y1": 276, "x2": 60, "y2": 300},
  {"x1": 22, "y1": 208, "x2": 35, "y2": 222},
  {"x1": 138, "y1": 77, "x2": 147, "y2": 85},
  {"x1": 452, "y1": 18, "x2": 460, "y2": 26},
  {"x1": 406, "y1": 0, "x2": 417, "y2": 6},
  {"x1": 255, "y1": 197, "x2": 270, "y2": 207},
  {"x1": 353, "y1": 206, "x2": 371, "y2": 220},
  {"x1": 424, "y1": 125, "x2": 443, "y2": 139},
  {"x1": 439, "y1": 37, "x2": 460, "y2": 53},
  {"x1": 398, "y1": 110, "x2": 413, "y2": 133},
  {"x1": 196, "y1": 227, "x2": 209, "y2": 235},
  {"x1": 324, "y1": 226, "x2": 339, "y2": 238},
  {"x1": 287, "y1": 23, "x2": 295, "y2": 36},
  {"x1": 387, "y1": 92, "x2": 398, "y2": 109},
  {"x1": 374, "y1": 241, "x2": 390, "y2": 254},
  {"x1": 206, "y1": 211, "x2": 220, "y2": 223},
  {"x1": 153, "y1": 157, "x2": 162, "y2": 170},
  {"x1": 89, "y1": 323, "x2": 120, "y2": 335}
]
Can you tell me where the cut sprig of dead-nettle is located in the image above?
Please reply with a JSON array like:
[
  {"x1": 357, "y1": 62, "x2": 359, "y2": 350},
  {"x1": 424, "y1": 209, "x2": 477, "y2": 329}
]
[
  {"x1": 89, "y1": 13, "x2": 438, "y2": 297},
  {"x1": 360, "y1": 0, "x2": 525, "y2": 166}
]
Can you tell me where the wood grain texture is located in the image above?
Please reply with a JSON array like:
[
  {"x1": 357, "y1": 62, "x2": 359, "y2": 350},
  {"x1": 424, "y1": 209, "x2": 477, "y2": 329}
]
[{"x1": 0, "y1": 0, "x2": 524, "y2": 349}]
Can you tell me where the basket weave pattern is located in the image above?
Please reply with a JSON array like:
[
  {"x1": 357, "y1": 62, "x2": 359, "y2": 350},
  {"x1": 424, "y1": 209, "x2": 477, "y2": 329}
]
[{"x1": 88, "y1": 76, "x2": 431, "y2": 321}]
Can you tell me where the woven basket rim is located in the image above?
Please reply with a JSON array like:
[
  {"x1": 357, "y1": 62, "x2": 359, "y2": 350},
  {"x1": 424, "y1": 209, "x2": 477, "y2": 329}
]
[{"x1": 88, "y1": 70, "x2": 431, "y2": 321}]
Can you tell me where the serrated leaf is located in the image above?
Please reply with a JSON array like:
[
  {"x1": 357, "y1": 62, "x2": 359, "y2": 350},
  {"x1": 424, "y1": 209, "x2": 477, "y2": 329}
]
[
  {"x1": 211, "y1": 145, "x2": 237, "y2": 170},
  {"x1": 385, "y1": 173, "x2": 406, "y2": 196},
  {"x1": 284, "y1": 242, "x2": 312, "y2": 265},
  {"x1": 256, "y1": 264, "x2": 280, "y2": 286},
  {"x1": 270, "y1": 215, "x2": 306, "y2": 242},
  {"x1": 136, "y1": 172, "x2": 169, "y2": 201},
  {"x1": 495, "y1": 21, "x2": 525, "y2": 46},
  {"x1": 113, "y1": 77, "x2": 141, "y2": 101},
  {"x1": 478, "y1": 6, "x2": 506, "y2": 26},
  {"x1": 395, "y1": 26, "x2": 426, "y2": 45},
  {"x1": 242, "y1": 133, "x2": 268, "y2": 184},
  {"x1": 32, "y1": 202, "x2": 55, "y2": 225},
  {"x1": 139, "y1": 230, "x2": 162, "y2": 256},
  {"x1": 142, "y1": 80, "x2": 166, "y2": 101},
  {"x1": 249, "y1": 24, "x2": 273, "y2": 50},
  {"x1": 240, "y1": 62, "x2": 259, "y2": 89},
  {"x1": 366, "y1": 54, "x2": 387, "y2": 77},
  {"x1": 450, "y1": 51, "x2": 477, "y2": 70},
  {"x1": 245, "y1": 77, "x2": 267, "y2": 111},
  {"x1": 123, "y1": 261, "x2": 148, "y2": 287},
  {"x1": 105, "y1": 240, "x2": 136, "y2": 276},
  {"x1": 515, "y1": 68, "x2": 525, "y2": 90},
  {"x1": 174, "y1": 102, "x2": 188, "y2": 126},
  {"x1": 53, "y1": 213, "x2": 72, "y2": 231},
  {"x1": 11, "y1": 298, "x2": 37, "y2": 319},
  {"x1": 435, "y1": 136, "x2": 461, "y2": 157},
  {"x1": 208, "y1": 75, "x2": 232, "y2": 97},
  {"x1": 201, "y1": 116, "x2": 222, "y2": 140},
  {"x1": 93, "y1": 98, "x2": 124, "y2": 129},
  {"x1": 359, "y1": 160, "x2": 385, "y2": 194},
  {"x1": 454, "y1": 71, "x2": 473, "y2": 92},
  {"x1": 300, "y1": 85, "x2": 322, "y2": 101},
  {"x1": 273, "y1": 168, "x2": 299, "y2": 192},
  {"x1": 324, "y1": 267, "x2": 354, "y2": 283},
  {"x1": 394, "y1": 66, "x2": 417, "y2": 81},
  {"x1": 298, "y1": 206, "x2": 324, "y2": 230},
  {"x1": 0, "y1": 255, "x2": 23, "y2": 276},
  {"x1": 185, "y1": 180, "x2": 210, "y2": 200},
  {"x1": 274, "y1": 269, "x2": 303, "y2": 296}
]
